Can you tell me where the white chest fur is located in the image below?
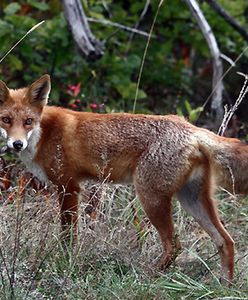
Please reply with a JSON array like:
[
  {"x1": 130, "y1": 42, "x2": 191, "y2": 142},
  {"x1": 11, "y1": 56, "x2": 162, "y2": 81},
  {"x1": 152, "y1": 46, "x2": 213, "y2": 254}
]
[{"x1": 20, "y1": 125, "x2": 48, "y2": 183}]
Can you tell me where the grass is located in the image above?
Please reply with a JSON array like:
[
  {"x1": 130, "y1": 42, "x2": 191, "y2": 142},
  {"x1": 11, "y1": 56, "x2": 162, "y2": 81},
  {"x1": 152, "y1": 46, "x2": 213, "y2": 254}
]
[{"x1": 0, "y1": 180, "x2": 247, "y2": 300}]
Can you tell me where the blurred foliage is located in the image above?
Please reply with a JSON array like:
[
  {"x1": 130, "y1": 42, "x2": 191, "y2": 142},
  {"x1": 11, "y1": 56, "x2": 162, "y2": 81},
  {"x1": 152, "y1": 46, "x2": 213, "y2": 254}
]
[
  {"x1": 0, "y1": 0, "x2": 248, "y2": 117},
  {"x1": 176, "y1": 100, "x2": 203, "y2": 123}
]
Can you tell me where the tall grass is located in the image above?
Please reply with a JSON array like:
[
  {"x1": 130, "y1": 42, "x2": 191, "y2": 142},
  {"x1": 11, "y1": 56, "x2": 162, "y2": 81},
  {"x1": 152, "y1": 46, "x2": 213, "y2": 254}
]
[{"x1": 0, "y1": 183, "x2": 247, "y2": 299}]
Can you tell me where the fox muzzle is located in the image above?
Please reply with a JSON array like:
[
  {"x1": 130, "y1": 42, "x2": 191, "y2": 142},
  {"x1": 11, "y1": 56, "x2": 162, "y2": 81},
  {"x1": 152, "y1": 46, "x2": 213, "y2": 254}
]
[{"x1": 13, "y1": 140, "x2": 24, "y2": 151}]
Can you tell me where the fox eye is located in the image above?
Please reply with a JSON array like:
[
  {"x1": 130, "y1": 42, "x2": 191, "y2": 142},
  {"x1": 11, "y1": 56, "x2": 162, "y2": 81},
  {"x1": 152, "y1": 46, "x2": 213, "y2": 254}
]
[
  {"x1": 2, "y1": 117, "x2": 11, "y2": 124},
  {"x1": 25, "y1": 118, "x2": 33, "y2": 125}
]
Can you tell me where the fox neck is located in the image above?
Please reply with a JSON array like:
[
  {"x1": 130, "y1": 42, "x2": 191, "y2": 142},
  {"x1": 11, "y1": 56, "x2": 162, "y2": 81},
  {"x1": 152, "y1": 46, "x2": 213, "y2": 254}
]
[{"x1": 19, "y1": 123, "x2": 49, "y2": 183}]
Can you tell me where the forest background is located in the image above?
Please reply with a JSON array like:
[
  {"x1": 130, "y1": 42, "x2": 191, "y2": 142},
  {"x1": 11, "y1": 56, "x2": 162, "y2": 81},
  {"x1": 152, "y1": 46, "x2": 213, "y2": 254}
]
[{"x1": 1, "y1": 0, "x2": 248, "y2": 127}]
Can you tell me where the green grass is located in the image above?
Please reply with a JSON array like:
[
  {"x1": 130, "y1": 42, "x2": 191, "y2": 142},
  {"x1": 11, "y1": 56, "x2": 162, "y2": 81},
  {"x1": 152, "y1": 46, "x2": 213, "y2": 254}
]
[{"x1": 0, "y1": 183, "x2": 247, "y2": 300}]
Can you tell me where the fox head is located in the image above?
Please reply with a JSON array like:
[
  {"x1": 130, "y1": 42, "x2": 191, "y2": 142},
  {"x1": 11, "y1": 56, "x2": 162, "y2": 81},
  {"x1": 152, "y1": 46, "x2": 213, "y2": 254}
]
[{"x1": 0, "y1": 75, "x2": 50, "y2": 152}]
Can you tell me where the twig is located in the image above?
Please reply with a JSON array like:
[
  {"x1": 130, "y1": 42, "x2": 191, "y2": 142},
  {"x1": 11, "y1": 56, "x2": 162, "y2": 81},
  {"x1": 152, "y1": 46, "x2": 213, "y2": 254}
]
[
  {"x1": 0, "y1": 21, "x2": 45, "y2": 64},
  {"x1": 197, "y1": 44, "x2": 248, "y2": 122},
  {"x1": 218, "y1": 72, "x2": 248, "y2": 136},
  {"x1": 87, "y1": 17, "x2": 154, "y2": 38},
  {"x1": 220, "y1": 53, "x2": 235, "y2": 67}
]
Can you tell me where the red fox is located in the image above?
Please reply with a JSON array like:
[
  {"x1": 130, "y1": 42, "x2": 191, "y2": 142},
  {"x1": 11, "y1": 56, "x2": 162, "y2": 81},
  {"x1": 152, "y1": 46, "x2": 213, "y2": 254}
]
[{"x1": 0, "y1": 74, "x2": 245, "y2": 283}]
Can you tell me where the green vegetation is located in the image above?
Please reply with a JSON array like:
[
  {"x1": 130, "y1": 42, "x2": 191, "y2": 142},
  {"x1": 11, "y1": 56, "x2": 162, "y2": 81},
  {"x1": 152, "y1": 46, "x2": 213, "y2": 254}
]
[{"x1": 0, "y1": 0, "x2": 248, "y2": 116}]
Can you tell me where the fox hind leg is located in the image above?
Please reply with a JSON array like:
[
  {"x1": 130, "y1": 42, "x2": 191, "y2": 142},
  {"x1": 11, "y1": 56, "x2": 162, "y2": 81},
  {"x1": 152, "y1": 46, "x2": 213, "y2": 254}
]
[{"x1": 177, "y1": 167, "x2": 234, "y2": 282}]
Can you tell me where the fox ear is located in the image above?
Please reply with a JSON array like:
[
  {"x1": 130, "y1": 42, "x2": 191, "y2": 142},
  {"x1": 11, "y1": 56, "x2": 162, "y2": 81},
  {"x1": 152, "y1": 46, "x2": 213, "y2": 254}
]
[
  {"x1": 0, "y1": 80, "x2": 9, "y2": 105},
  {"x1": 27, "y1": 74, "x2": 51, "y2": 107}
]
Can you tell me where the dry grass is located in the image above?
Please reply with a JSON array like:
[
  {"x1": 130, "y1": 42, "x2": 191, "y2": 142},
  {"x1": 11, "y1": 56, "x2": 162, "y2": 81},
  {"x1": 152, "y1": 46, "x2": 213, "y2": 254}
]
[{"x1": 0, "y1": 179, "x2": 247, "y2": 300}]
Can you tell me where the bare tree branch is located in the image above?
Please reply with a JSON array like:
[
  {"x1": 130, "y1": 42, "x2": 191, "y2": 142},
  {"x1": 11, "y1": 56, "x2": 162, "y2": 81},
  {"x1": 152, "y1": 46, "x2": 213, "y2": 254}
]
[
  {"x1": 206, "y1": 0, "x2": 248, "y2": 42},
  {"x1": 125, "y1": 0, "x2": 151, "y2": 52},
  {"x1": 62, "y1": 0, "x2": 104, "y2": 61},
  {"x1": 87, "y1": 17, "x2": 154, "y2": 38},
  {"x1": 184, "y1": 0, "x2": 224, "y2": 121}
]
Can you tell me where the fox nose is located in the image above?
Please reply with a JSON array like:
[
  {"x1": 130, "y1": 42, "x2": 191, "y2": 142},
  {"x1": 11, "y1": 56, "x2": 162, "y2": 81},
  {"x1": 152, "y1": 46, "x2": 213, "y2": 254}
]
[{"x1": 13, "y1": 140, "x2": 23, "y2": 151}]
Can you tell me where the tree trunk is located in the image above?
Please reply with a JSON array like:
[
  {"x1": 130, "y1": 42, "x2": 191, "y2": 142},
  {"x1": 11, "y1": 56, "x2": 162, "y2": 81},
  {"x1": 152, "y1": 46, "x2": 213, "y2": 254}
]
[{"x1": 62, "y1": 0, "x2": 104, "y2": 61}]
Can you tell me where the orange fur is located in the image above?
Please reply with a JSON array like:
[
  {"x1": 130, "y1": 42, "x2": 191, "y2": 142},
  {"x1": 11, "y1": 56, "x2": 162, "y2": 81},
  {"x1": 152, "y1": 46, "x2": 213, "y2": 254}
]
[{"x1": 0, "y1": 75, "x2": 246, "y2": 283}]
